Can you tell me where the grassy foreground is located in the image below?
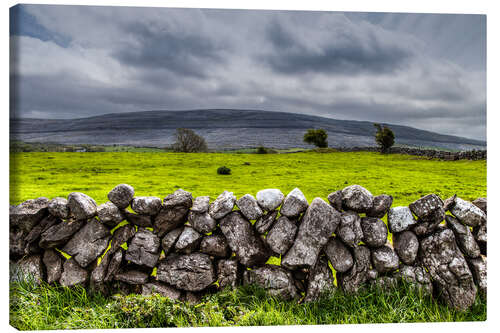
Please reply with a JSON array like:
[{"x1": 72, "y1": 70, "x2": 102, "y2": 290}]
[{"x1": 10, "y1": 279, "x2": 486, "y2": 329}]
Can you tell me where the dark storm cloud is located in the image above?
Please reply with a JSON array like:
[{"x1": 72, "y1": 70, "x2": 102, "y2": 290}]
[{"x1": 263, "y1": 18, "x2": 413, "y2": 74}]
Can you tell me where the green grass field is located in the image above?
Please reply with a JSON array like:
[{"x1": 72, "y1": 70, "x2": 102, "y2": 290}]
[{"x1": 9, "y1": 151, "x2": 487, "y2": 329}]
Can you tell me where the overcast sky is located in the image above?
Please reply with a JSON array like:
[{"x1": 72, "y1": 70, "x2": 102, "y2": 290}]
[{"x1": 10, "y1": 4, "x2": 486, "y2": 140}]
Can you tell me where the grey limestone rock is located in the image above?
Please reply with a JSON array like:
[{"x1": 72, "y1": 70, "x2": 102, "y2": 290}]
[
  {"x1": 324, "y1": 237, "x2": 353, "y2": 273},
  {"x1": 420, "y1": 228, "x2": 477, "y2": 311},
  {"x1": 163, "y1": 189, "x2": 193, "y2": 208},
  {"x1": 337, "y1": 211, "x2": 363, "y2": 248},
  {"x1": 369, "y1": 276, "x2": 398, "y2": 291},
  {"x1": 393, "y1": 230, "x2": 419, "y2": 265},
  {"x1": 188, "y1": 211, "x2": 217, "y2": 234},
  {"x1": 209, "y1": 191, "x2": 236, "y2": 219},
  {"x1": 104, "y1": 249, "x2": 123, "y2": 282},
  {"x1": 25, "y1": 215, "x2": 60, "y2": 250},
  {"x1": 243, "y1": 264, "x2": 298, "y2": 300},
  {"x1": 304, "y1": 256, "x2": 335, "y2": 302},
  {"x1": 90, "y1": 249, "x2": 113, "y2": 286},
  {"x1": 341, "y1": 185, "x2": 373, "y2": 213},
  {"x1": 467, "y1": 256, "x2": 487, "y2": 298},
  {"x1": 360, "y1": 217, "x2": 387, "y2": 247},
  {"x1": 281, "y1": 198, "x2": 340, "y2": 270},
  {"x1": 327, "y1": 190, "x2": 343, "y2": 211},
  {"x1": 450, "y1": 197, "x2": 486, "y2": 227},
  {"x1": 108, "y1": 184, "x2": 134, "y2": 209},
  {"x1": 409, "y1": 194, "x2": 445, "y2": 225},
  {"x1": 115, "y1": 269, "x2": 149, "y2": 285},
  {"x1": 446, "y1": 215, "x2": 480, "y2": 258},
  {"x1": 97, "y1": 201, "x2": 124, "y2": 227},
  {"x1": 175, "y1": 226, "x2": 202, "y2": 254},
  {"x1": 472, "y1": 197, "x2": 487, "y2": 214},
  {"x1": 157, "y1": 253, "x2": 216, "y2": 291},
  {"x1": 62, "y1": 218, "x2": 111, "y2": 268},
  {"x1": 220, "y1": 211, "x2": 270, "y2": 267},
  {"x1": 280, "y1": 188, "x2": 309, "y2": 218},
  {"x1": 39, "y1": 219, "x2": 86, "y2": 249},
  {"x1": 60, "y1": 258, "x2": 89, "y2": 287},
  {"x1": 256, "y1": 189, "x2": 285, "y2": 211},
  {"x1": 125, "y1": 229, "x2": 160, "y2": 268},
  {"x1": 10, "y1": 197, "x2": 49, "y2": 232},
  {"x1": 337, "y1": 245, "x2": 371, "y2": 294},
  {"x1": 395, "y1": 265, "x2": 433, "y2": 296},
  {"x1": 43, "y1": 249, "x2": 63, "y2": 284},
  {"x1": 68, "y1": 192, "x2": 97, "y2": 220},
  {"x1": 142, "y1": 281, "x2": 182, "y2": 300},
  {"x1": 153, "y1": 205, "x2": 189, "y2": 236},
  {"x1": 48, "y1": 197, "x2": 70, "y2": 219},
  {"x1": 109, "y1": 224, "x2": 136, "y2": 254},
  {"x1": 387, "y1": 206, "x2": 417, "y2": 233},
  {"x1": 12, "y1": 254, "x2": 44, "y2": 284},
  {"x1": 161, "y1": 227, "x2": 183, "y2": 255},
  {"x1": 10, "y1": 227, "x2": 26, "y2": 259},
  {"x1": 367, "y1": 194, "x2": 393, "y2": 218},
  {"x1": 371, "y1": 245, "x2": 399, "y2": 273},
  {"x1": 191, "y1": 196, "x2": 210, "y2": 213},
  {"x1": 237, "y1": 194, "x2": 264, "y2": 220},
  {"x1": 217, "y1": 258, "x2": 240, "y2": 289},
  {"x1": 200, "y1": 234, "x2": 230, "y2": 258},
  {"x1": 266, "y1": 216, "x2": 298, "y2": 255},
  {"x1": 131, "y1": 196, "x2": 162, "y2": 215},
  {"x1": 124, "y1": 210, "x2": 153, "y2": 228},
  {"x1": 254, "y1": 210, "x2": 278, "y2": 234},
  {"x1": 443, "y1": 194, "x2": 457, "y2": 212}
]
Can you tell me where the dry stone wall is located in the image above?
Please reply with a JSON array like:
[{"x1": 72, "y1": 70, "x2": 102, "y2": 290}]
[
  {"x1": 9, "y1": 185, "x2": 487, "y2": 310},
  {"x1": 336, "y1": 147, "x2": 486, "y2": 160}
]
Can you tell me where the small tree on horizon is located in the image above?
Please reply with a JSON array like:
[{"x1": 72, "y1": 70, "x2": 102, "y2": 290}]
[
  {"x1": 171, "y1": 128, "x2": 208, "y2": 152},
  {"x1": 303, "y1": 129, "x2": 328, "y2": 148},
  {"x1": 374, "y1": 123, "x2": 395, "y2": 153}
]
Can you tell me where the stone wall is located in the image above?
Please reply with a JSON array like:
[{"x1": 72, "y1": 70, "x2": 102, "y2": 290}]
[
  {"x1": 9, "y1": 185, "x2": 487, "y2": 310},
  {"x1": 336, "y1": 147, "x2": 487, "y2": 160}
]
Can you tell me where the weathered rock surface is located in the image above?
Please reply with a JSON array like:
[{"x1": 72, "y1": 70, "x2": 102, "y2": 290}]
[
  {"x1": 360, "y1": 217, "x2": 387, "y2": 248},
  {"x1": 163, "y1": 189, "x2": 193, "y2": 208},
  {"x1": 450, "y1": 197, "x2": 486, "y2": 227},
  {"x1": 282, "y1": 198, "x2": 340, "y2": 269},
  {"x1": 109, "y1": 224, "x2": 136, "y2": 254},
  {"x1": 104, "y1": 249, "x2": 123, "y2": 282},
  {"x1": 68, "y1": 192, "x2": 97, "y2": 220},
  {"x1": 217, "y1": 258, "x2": 240, "y2": 289},
  {"x1": 209, "y1": 191, "x2": 236, "y2": 219},
  {"x1": 236, "y1": 194, "x2": 264, "y2": 220},
  {"x1": 60, "y1": 258, "x2": 88, "y2": 287},
  {"x1": 43, "y1": 249, "x2": 63, "y2": 284},
  {"x1": 371, "y1": 245, "x2": 399, "y2": 273},
  {"x1": 200, "y1": 234, "x2": 229, "y2": 258},
  {"x1": 280, "y1": 188, "x2": 309, "y2": 218},
  {"x1": 443, "y1": 194, "x2": 457, "y2": 212},
  {"x1": 10, "y1": 197, "x2": 49, "y2": 232},
  {"x1": 243, "y1": 265, "x2": 298, "y2": 300},
  {"x1": 10, "y1": 227, "x2": 26, "y2": 259},
  {"x1": 472, "y1": 197, "x2": 487, "y2": 214},
  {"x1": 341, "y1": 185, "x2": 373, "y2": 213},
  {"x1": 191, "y1": 196, "x2": 210, "y2": 213},
  {"x1": 473, "y1": 222, "x2": 487, "y2": 255},
  {"x1": 131, "y1": 196, "x2": 162, "y2": 216},
  {"x1": 12, "y1": 254, "x2": 44, "y2": 284},
  {"x1": 409, "y1": 194, "x2": 445, "y2": 223},
  {"x1": 97, "y1": 202, "x2": 124, "y2": 227},
  {"x1": 395, "y1": 265, "x2": 433, "y2": 295},
  {"x1": 387, "y1": 206, "x2": 417, "y2": 233},
  {"x1": 327, "y1": 190, "x2": 343, "y2": 211},
  {"x1": 254, "y1": 210, "x2": 278, "y2": 234},
  {"x1": 266, "y1": 216, "x2": 298, "y2": 255},
  {"x1": 175, "y1": 226, "x2": 202, "y2": 254},
  {"x1": 25, "y1": 215, "x2": 60, "y2": 248},
  {"x1": 337, "y1": 211, "x2": 363, "y2": 248},
  {"x1": 124, "y1": 211, "x2": 153, "y2": 228},
  {"x1": 467, "y1": 256, "x2": 487, "y2": 298},
  {"x1": 393, "y1": 230, "x2": 419, "y2": 265},
  {"x1": 324, "y1": 237, "x2": 353, "y2": 273},
  {"x1": 153, "y1": 206, "x2": 189, "y2": 236},
  {"x1": 142, "y1": 281, "x2": 182, "y2": 300},
  {"x1": 115, "y1": 269, "x2": 149, "y2": 285},
  {"x1": 63, "y1": 218, "x2": 111, "y2": 268},
  {"x1": 256, "y1": 189, "x2": 285, "y2": 211},
  {"x1": 125, "y1": 229, "x2": 160, "y2": 268},
  {"x1": 367, "y1": 194, "x2": 393, "y2": 218},
  {"x1": 188, "y1": 211, "x2": 217, "y2": 234},
  {"x1": 39, "y1": 219, "x2": 86, "y2": 249},
  {"x1": 304, "y1": 256, "x2": 335, "y2": 302},
  {"x1": 90, "y1": 249, "x2": 113, "y2": 288},
  {"x1": 220, "y1": 211, "x2": 270, "y2": 267},
  {"x1": 369, "y1": 276, "x2": 398, "y2": 291},
  {"x1": 446, "y1": 215, "x2": 480, "y2": 258},
  {"x1": 48, "y1": 197, "x2": 69, "y2": 219},
  {"x1": 157, "y1": 253, "x2": 216, "y2": 291},
  {"x1": 108, "y1": 184, "x2": 134, "y2": 209},
  {"x1": 337, "y1": 245, "x2": 371, "y2": 293},
  {"x1": 161, "y1": 227, "x2": 183, "y2": 255},
  {"x1": 420, "y1": 228, "x2": 477, "y2": 311}
]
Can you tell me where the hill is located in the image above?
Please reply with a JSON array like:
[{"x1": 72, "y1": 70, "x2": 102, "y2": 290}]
[{"x1": 9, "y1": 109, "x2": 486, "y2": 150}]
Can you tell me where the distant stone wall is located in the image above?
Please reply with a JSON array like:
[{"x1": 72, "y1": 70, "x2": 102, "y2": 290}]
[
  {"x1": 336, "y1": 147, "x2": 487, "y2": 160},
  {"x1": 9, "y1": 185, "x2": 487, "y2": 310}
]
